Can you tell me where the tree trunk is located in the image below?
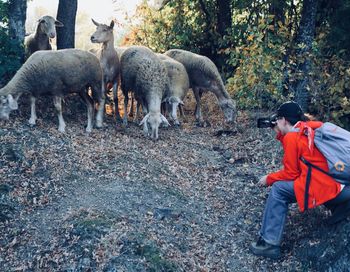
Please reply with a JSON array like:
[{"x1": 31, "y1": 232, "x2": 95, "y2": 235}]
[
  {"x1": 8, "y1": 0, "x2": 26, "y2": 62},
  {"x1": 56, "y1": 0, "x2": 77, "y2": 49},
  {"x1": 269, "y1": 0, "x2": 286, "y2": 24},
  {"x1": 293, "y1": 0, "x2": 317, "y2": 111},
  {"x1": 217, "y1": 0, "x2": 231, "y2": 36},
  {"x1": 196, "y1": 0, "x2": 215, "y2": 60}
]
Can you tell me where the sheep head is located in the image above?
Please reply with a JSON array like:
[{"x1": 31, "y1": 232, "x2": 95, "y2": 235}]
[
  {"x1": 139, "y1": 112, "x2": 170, "y2": 140},
  {"x1": 219, "y1": 99, "x2": 237, "y2": 124},
  {"x1": 90, "y1": 19, "x2": 114, "y2": 44},
  {"x1": 38, "y1": 15, "x2": 63, "y2": 39},
  {"x1": 162, "y1": 96, "x2": 184, "y2": 124},
  {"x1": 0, "y1": 94, "x2": 18, "y2": 120}
]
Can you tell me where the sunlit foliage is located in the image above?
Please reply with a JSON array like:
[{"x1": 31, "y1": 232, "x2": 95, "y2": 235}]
[
  {"x1": 120, "y1": 0, "x2": 208, "y2": 54},
  {"x1": 226, "y1": 16, "x2": 290, "y2": 109}
]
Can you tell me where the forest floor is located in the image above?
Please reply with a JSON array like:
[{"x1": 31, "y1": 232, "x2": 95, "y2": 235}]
[{"x1": 1, "y1": 93, "x2": 349, "y2": 272}]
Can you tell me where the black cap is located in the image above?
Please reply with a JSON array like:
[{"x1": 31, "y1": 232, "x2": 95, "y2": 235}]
[{"x1": 276, "y1": 101, "x2": 303, "y2": 119}]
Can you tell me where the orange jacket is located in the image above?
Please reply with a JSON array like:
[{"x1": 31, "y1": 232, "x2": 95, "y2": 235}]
[{"x1": 267, "y1": 121, "x2": 341, "y2": 212}]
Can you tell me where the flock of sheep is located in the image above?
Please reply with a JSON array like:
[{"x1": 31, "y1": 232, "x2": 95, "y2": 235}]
[{"x1": 0, "y1": 15, "x2": 237, "y2": 140}]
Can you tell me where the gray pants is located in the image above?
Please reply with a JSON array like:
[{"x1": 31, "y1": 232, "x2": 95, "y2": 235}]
[{"x1": 259, "y1": 181, "x2": 350, "y2": 246}]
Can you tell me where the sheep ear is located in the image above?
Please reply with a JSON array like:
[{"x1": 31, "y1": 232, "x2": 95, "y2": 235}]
[
  {"x1": 55, "y1": 20, "x2": 64, "y2": 27},
  {"x1": 7, "y1": 94, "x2": 18, "y2": 110},
  {"x1": 91, "y1": 18, "x2": 100, "y2": 27},
  {"x1": 160, "y1": 114, "x2": 170, "y2": 126},
  {"x1": 139, "y1": 117, "x2": 146, "y2": 126},
  {"x1": 139, "y1": 113, "x2": 149, "y2": 126},
  {"x1": 109, "y1": 20, "x2": 114, "y2": 29}
]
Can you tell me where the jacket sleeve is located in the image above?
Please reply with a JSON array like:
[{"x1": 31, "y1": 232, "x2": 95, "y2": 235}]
[{"x1": 266, "y1": 133, "x2": 301, "y2": 186}]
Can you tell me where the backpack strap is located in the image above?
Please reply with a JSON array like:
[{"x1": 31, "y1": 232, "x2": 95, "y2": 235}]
[
  {"x1": 301, "y1": 157, "x2": 312, "y2": 211},
  {"x1": 300, "y1": 156, "x2": 336, "y2": 211},
  {"x1": 300, "y1": 157, "x2": 332, "y2": 176}
]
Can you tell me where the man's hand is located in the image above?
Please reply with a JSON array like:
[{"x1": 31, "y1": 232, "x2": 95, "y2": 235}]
[{"x1": 258, "y1": 175, "x2": 268, "y2": 186}]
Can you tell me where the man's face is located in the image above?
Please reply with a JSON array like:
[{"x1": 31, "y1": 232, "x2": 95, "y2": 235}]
[{"x1": 273, "y1": 117, "x2": 288, "y2": 134}]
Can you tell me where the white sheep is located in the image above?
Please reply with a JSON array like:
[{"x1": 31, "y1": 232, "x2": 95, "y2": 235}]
[
  {"x1": 115, "y1": 46, "x2": 139, "y2": 119},
  {"x1": 164, "y1": 49, "x2": 237, "y2": 126},
  {"x1": 0, "y1": 49, "x2": 104, "y2": 133},
  {"x1": 157, "y1": 54, "x2": 189, "y2": 126},
  {"x1": 24, "y1": 15, "x2": 64, "y2": 118},
  {"x1": 24, "y1": 15, "x2": 63, "y2": 58},
  {"x1": 120, "y1": 46, "x2": 170, "y2": 140},
  {"x1": 90, "y1": 19, "x2": 121, "y2": 124}
]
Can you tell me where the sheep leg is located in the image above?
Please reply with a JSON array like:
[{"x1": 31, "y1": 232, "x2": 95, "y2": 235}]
[
  {"x1": 141, "y1": 100, "x2": 148, "y2": 116},
  {"x1": 167, "y1": 103, "x2": 172, "y2": 119},
  {"x1": 179, "y1": 104, "x2": 185, "y2": 117},
  {"x1": 113, "y1": 82, "x2": 122, "y2": 122},
  {"x1": 122, "y1": 93, "x2": 129, "y2": 126},
  {"x1": 96, "y1": 84, "x2": 106, "y2": 128},
  {"x1": 133, "y1": 100, "x2": 139, "y2": 121},
  {"x1": 28, "y1": 95, "x2": 37, "y2": 125},
  {"x1": 143, "y1": 121, "x2": 149, "y2": 137},
  {"x1": 193, "y1": 87, "x2": 204, "y2": 125},
  {"x1": 162, "y1": 102, "x2": 171, "y2": 121},
  {"x1": 79, "y1": 90, "x2": 94, "y2": 133},
  {"x1": 128, "y1": 94, "x2": 135, "y2": 117},
  {"x1": 53, "y1": 96, "x2": 66, "y2": 133},
  {"x1": 161, "y1": 102, "x2": 167, "y2": 117},
  {"x1": 134, "y1": 100, "x2": 142, "y2": 122},
  {"x1": 171, "y1": 102, "x2": 180, "y2": 126}
]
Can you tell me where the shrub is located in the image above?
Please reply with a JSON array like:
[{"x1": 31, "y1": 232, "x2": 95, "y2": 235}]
[
  {"x1": 225, "y1": 17, "x2": 290, "y2": 110},
  {"x1": 309, "y1": 54, "x2": 350, "y2": 129},
  {"x1": 0, "y1": 1, "x2": 23, "y2": 87}
]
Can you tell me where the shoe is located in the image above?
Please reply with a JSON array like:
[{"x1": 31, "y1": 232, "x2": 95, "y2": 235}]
[
  {"x1": 250, "y1": 236, "x2": 281, "y2": 259},
  {"x1": 327, "y1": 199, "x2": 350, "y2": 225}
]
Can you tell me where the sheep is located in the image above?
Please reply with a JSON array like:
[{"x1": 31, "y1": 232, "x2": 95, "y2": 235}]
[
  {"x1": 120, "y1": 46, "x2": 170, "y2": 140},
  {"x1": 24, "y1": 15, "x2": 64, "y2": 118},
  {"x1": 24, "y1": 15, "x2": 63, "y2": 58},
  {"x1": 0, "y1": 49, "x2": 104, "y2": 133},
  {"x1": 115, "y1": 46, "x2": 139, "y2": 119},
  {"x1": 164, "y1": 49, "x2": 237, "y2": 126},
  {"x1": 157, "y1": 53, "x2": 189, "y2": 126},
  {"x1": 90, "y1": 19, "x2": 121, "y2": 123}
]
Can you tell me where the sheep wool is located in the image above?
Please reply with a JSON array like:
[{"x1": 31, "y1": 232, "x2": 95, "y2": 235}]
[
  {"x1": 164, "y1": 48, "x2": 236, "y2": 125},
  {"x1": 0, "y1": 49, "x2": 104, "y2": 133},
  {"x1": 2, "y1": 49, "x2": 102, "y2": 97},
  {"x1": 121, "y1": 46, "x2": 169, "y2": 140},
  {"x1": 157, "y1": 53, "x2": 189, "y2": 125}
]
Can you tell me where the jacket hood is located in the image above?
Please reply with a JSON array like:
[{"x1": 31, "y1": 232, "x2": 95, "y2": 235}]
[
  {"x1": 294, "y1": 121, "x2": 324, "y2": 153},
  {"x1": 276, "y1": 121, "x2": 324, "y2": 149},
  {"x1": 296, "y1": 121, "x2": 323, "y2": 130}
]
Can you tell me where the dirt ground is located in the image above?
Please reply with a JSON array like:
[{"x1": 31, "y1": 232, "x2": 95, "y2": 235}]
[{"x1": 1, "y1": 93, "x2": 349, "y2": 271}]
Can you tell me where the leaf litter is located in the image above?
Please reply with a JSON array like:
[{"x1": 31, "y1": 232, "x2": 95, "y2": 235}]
[{"x1": 0, "y1": 93, "x2": 349, "y2": 271}]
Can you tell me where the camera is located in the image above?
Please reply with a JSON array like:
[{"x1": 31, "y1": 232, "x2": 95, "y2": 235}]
[{"x1": 257, "y1": 114, "x2": 277, "y2": 128}]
